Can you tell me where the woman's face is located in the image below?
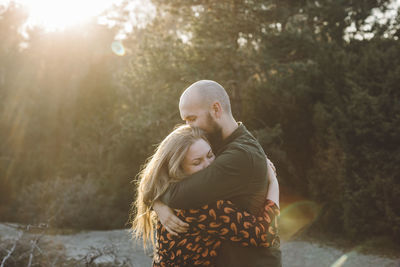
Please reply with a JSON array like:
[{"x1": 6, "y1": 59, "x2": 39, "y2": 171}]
[{"x1": 182, "y1": 138, "x2": 215, "y2": 175}]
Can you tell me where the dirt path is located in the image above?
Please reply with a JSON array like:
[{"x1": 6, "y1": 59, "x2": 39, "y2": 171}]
[
  {"x1": 281, "y1": 241, "x2": 399, "y2": 267},
  {"x1": 1, "y1": 223, "x2": 399, "y2": 266}
]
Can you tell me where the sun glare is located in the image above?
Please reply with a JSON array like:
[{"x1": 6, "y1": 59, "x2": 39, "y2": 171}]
[{"x1": 17, "y1": 0, "x2": 121, "y2": 31}]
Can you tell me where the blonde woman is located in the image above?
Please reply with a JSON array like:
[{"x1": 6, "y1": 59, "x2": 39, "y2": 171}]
[{"x1": 131, "y1": 125, "x2": 280, "y2": 266}]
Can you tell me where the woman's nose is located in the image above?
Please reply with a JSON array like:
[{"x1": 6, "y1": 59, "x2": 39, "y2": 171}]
[{"x1": 204, "y1": 158, "x2": 212, "y2": 168}]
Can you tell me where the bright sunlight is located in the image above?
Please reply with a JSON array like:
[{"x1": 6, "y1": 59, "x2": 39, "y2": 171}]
[{"x1": 17, "y1": 0, "x2": 120, "y2": 31}]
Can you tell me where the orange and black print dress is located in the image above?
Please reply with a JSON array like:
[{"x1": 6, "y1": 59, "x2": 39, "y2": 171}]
[{"x1": 153, "y1": 199, "x2": 280, "y2": 266}]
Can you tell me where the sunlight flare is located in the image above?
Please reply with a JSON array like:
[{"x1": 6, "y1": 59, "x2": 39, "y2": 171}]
[{"x1": 17, "y1": 0, "x2": 120, "y2": 31}]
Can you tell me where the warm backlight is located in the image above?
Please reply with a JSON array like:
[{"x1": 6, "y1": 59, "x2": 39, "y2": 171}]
[{"x1": 18, "y1": 0, "x2": 118, "y2": 31}]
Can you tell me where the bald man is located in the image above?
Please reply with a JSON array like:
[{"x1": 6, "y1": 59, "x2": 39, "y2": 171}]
[{"x1": 153, "y1": 80, "x2": 282, "y2": 266}]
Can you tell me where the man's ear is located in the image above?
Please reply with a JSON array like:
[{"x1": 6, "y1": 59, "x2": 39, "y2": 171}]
[{"x1": 211, "y1": 102, "x2": 223, "y2": 118}]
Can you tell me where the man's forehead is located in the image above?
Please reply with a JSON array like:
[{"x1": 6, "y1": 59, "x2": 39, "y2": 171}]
[
  {"x1": 180, "y1": 98, "x2": 203, "y2": 117},
  {"x1": 180, "y1": 105, "x2": 198, "y2": 120}
]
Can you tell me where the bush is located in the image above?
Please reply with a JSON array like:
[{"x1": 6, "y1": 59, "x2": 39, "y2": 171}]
[{"x1": 13, "y1": 176, "x2": 124, "y2": 230}]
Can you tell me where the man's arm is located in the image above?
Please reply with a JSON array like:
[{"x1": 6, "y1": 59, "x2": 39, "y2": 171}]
[{"x1": 160, "y1": 145, "x2": 252, "y2": 209}]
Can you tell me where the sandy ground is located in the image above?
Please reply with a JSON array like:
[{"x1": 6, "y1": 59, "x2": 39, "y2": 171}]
[{"x1": 1, "y1": 223, "x2": 399, "y2": 267}]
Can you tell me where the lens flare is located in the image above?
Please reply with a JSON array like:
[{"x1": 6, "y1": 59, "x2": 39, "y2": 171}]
[
  {"x1": 111, "y1": 41, "x2": 125, "y2": 56},
  {"x1": 279, "y1": 200, "x2": 320, "y2": 241}
]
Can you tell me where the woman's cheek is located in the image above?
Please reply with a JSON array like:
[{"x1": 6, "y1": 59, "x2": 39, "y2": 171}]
[
  {"x1": 196, "y1": 165, "x2": 204, "y2": 172},
  {"x1": 188, "y1": 165, "x2": 202, "y2": 175}
]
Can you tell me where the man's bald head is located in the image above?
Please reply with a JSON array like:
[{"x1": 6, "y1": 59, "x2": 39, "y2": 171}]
[
  {"x1": 180, "y1": 80, "x2": 232, "y2": 115},
  {"x1": 179, "y1": 80, "x2": 237, "y2": 143}
]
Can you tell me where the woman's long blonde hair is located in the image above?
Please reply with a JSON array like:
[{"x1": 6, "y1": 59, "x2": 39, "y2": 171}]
[{"x1": 130, "y1": 125, "x2": 207, "y2": 248}]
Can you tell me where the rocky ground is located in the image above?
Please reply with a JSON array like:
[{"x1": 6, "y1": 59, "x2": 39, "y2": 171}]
[{"x1": 0, "y1": 223, "x2": 399, "y2": 267}]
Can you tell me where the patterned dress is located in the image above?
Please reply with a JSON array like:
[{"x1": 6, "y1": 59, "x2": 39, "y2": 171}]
[{"x1": 153, "y1": 199, "x2": 280, "y2": 266}]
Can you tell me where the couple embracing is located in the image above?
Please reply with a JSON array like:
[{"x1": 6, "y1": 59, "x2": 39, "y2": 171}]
[{"x1": 131, "y1": 80, "x2": 282, "y2": 267}]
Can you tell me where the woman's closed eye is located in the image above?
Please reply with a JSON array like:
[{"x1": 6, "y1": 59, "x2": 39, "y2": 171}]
[{"x1": 192, "y1": 160, "x2": 201, "y2": 166}]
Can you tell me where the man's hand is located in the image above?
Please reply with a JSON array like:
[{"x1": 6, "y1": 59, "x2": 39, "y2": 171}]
[{"x1": 152, "y1": 200, "x2": 189, "y2": 235}]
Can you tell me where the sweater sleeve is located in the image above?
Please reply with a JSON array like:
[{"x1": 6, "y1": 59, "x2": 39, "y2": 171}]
[{"x1": 160, "y1": 146, "x2": 252, "y2": 209}]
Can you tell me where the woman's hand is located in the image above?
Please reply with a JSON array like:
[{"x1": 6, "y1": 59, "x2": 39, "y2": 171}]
[{"x1": 153, "y1": 200, "x2": 189, "y2": 235}]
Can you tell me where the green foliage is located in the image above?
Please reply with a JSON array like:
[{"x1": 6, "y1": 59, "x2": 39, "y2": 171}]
[{"x1": 338, "y1": 40, "x2": 400, "y2": 239}]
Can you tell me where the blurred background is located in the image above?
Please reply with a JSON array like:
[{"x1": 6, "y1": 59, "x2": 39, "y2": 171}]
[{"x1": 0, "y1": 0, "x2": 399, "y2": 253}]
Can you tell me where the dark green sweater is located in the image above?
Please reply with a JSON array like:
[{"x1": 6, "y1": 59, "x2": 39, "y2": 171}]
[{"x1": 160, "y1": 123, "x2": 281, "y2": 267}]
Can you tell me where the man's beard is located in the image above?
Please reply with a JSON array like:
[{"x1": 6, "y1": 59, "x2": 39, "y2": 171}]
[{"x1": 206, "y1": 113, "x2": 224, "y2": 151}]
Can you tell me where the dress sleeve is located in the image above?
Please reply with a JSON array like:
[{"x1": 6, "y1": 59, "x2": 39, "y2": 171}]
[{"x1": 176, "y1": 199, "x2": 280, "y2": 248}]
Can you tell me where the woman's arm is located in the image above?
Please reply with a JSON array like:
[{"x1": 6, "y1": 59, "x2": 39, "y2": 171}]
[{"x1": 176, "y1": 199, "x2": 279, "y2": 248}]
